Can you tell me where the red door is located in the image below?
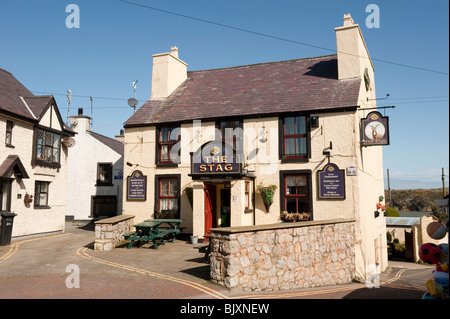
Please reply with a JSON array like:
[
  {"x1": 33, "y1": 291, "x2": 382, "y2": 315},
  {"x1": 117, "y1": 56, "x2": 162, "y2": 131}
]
[{"x1": 204, "y1": 184, "x2": 216, "y2": 239}]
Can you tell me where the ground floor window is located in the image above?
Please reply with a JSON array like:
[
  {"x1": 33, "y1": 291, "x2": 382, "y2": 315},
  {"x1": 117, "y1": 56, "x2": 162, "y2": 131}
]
[
  {"x1": 155, "y1": 175, "x2": 180, "y2": 219},
  {"x1": 0, "y1": 179, "x2": 11, "y2": 211},
  {"x1": 34, "y1": 181, "x2": 50, "y2": 208},
  {"x1": 280, "y1": 170, "x2": 312, "y2": 215},
  {"x1": 92, "y1": 196, "x2": 116, "y2": 217}
]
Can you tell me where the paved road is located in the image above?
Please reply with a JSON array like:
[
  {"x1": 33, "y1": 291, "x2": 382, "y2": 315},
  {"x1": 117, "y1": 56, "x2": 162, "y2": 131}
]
[{"x1": 0, "y1": 221, "x2": 434, "y2": 301}]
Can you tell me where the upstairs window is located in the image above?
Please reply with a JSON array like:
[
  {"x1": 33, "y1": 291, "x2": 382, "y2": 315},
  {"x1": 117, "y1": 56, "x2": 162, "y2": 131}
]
[
  {"x1": 5, "y1": 120, "x2": 13, "y2": 146},
  {"x1": 157, "y1": 126, "x2": 180, "y2": 165},
  {"x1": 280, "y1": 115, "x2": 310, "y2": 160},
  {"x1": 97, "y1": 163, "x2": 113, "y2": 186},
  {"x1": 35, "y1": 128, "x2": 61, "y2": 166},
  {"x1": 217, "y1": 120, "x2": 243, "y2": 152}
]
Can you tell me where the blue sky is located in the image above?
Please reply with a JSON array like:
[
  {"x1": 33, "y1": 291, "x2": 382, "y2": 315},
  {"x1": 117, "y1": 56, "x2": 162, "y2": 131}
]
[{"x1": 0, "y1": 0, "x2": 448, "y2": 190}]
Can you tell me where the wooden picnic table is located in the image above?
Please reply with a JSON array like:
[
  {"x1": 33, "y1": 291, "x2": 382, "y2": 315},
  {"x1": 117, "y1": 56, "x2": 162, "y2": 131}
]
[{"x1": 123, "y1": 219, "x2": 183, "y2": 249}]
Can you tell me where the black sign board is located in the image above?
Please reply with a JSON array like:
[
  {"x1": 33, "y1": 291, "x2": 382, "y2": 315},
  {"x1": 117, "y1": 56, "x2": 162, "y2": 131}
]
[
  {"x1": 190, "y1": 141, "x2": 242, "y2": 179},
  {"x1": 318, "y1": 163, "x2": 346, "y2": 199},
  {"x1": 127, "y1": 170, "x2": 147, "y2": 201},
  {"x1": 361, "y1": 111, "x2": 390, "y2": 146}
]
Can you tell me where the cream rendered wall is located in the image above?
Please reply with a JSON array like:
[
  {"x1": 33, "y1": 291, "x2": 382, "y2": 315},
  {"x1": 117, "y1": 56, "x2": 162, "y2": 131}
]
[
  {"x1": 334, "y1": 13, "x2": 387, "y2": 280},
  {"x1": 1, "y1": 108, "x2": 69, "y2": 238}
]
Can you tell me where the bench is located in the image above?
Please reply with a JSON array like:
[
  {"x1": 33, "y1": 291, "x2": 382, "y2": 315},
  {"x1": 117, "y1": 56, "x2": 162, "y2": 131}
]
[
  {"x1": 123, "y1": 219, "x2": 184, "y2": 249},
  {"x1": 193, "y1": 244, "x2": 211, "y2": 262},
  {"x1": 123, "y1": 229, "x2": 180, "y2": 249}
]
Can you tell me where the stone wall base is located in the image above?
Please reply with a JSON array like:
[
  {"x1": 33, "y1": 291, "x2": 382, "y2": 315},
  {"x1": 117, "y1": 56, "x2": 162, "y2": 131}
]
[
  {"x1": 209, "y1": 219, "x2": 355, "y2": 291},
  {"x1": 94, "y1": 215, "x2": 134, "y2": 251}
]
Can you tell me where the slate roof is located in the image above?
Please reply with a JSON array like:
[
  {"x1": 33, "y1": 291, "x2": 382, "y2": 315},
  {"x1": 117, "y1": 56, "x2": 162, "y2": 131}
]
[
  {"x1": 124, "y1": 54, "x2": 361, "y2": 127},
  {"x1": 0, "y1": 68, "x2": 35, "y2": 120},
  {"x1": 88, "y1": 131, "x2": 124, "y2": 156},
  {"x1": 0, "y1": 68, "x2": 74, "y2": 134}
]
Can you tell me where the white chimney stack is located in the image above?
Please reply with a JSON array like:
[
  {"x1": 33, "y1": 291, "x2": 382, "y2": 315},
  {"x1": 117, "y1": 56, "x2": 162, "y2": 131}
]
[{"x1": 151, "y1": 46, "x2": 187, "y2": 100}]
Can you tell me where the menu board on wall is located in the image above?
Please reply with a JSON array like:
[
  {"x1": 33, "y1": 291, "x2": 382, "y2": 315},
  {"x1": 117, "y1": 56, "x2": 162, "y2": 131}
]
[
  {"x1": 318, "y1": 163, "x2": 345, "y2": 199},
  {"x1": 127, "y1": 170, "x2": 147, "y2": 201}
]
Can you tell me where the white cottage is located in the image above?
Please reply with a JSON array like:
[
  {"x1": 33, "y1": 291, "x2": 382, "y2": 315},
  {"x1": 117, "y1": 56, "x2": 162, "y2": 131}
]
[
  {"x1": 66, "y1": 108, "x2": 124, "y2": 220},
  {"x1": 0, "y1": 68, "x2": 75, "y2": 238}
]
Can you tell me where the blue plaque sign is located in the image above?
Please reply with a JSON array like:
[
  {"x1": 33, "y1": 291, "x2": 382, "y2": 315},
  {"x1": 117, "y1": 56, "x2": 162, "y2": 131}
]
[{"x1": 318, "y1": 163, "x2": 345, "y2": 199}]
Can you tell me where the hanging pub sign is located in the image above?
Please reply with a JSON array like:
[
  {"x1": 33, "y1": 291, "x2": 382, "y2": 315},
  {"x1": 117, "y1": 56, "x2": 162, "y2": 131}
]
[
  {"x1": 127, "y1": 170, "x2": 147, "y2": 201},
  {"x1": 318, "y1": 163, "x2": 346, "y2": 199},
  {"x1": 361, "y1": 111, "x2": 390, "y2": 146},
  {"x1": 190, "y1": 140, "x2": 242, "y2": 179}
]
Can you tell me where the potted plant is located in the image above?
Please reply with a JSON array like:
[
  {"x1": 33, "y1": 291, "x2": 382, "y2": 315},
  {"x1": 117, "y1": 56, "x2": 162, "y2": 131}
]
[{"x1": 257, "y1": 184, "x2": 277, "y2": 212}]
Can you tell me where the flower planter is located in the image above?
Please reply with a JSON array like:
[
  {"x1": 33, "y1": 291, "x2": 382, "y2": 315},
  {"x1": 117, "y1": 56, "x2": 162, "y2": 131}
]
[{"x1": 280, "y1": 212, "x2": 311, "y2": 222}]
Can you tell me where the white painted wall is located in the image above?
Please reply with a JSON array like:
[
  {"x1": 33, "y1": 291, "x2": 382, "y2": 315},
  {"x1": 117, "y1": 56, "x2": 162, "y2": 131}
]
[
  {"x1": 66, "y1": 115, "x2": 123, "y2": 220},
  {"x1": 0, "y1": 107, "x2": 69, "y2": 237}
]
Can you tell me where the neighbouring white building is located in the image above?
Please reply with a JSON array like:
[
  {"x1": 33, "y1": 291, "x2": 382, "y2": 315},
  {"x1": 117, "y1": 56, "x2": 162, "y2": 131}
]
[
  {"x1": 66, "y1": 108, "x2": 124, "y2": 220},
  {"x1": 0, "y1": 67, "x2": 75, "y2": 238},
  {"x1": 122, "y1": 14, "x2": 388, "y2": 281}
]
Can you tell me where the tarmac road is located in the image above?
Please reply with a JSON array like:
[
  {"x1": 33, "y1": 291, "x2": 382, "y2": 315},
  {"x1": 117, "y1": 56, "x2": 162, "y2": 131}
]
[{"x1": 0, "y1": 221, "x2": 436, "y2": 301}]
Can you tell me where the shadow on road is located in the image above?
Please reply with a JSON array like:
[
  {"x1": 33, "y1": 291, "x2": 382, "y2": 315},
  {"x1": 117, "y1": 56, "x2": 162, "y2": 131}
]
[{"x1": 342, "y1": 285, "x2": 425, "y2": 299}]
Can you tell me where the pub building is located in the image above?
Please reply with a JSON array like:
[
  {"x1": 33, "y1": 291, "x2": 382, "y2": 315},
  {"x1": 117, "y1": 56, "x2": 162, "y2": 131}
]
[{"x1": 123, "y1": 15, "x2": 389, "y2": 278}]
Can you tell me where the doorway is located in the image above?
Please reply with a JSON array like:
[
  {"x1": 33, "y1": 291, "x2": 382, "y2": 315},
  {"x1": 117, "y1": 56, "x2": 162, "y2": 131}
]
[{"x1": 204, "y1": 182, "x2": 231, "y2": 237}]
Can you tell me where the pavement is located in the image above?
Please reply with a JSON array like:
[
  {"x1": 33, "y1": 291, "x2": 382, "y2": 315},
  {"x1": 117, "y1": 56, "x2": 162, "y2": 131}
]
[{"x1": 0, "y1": 220, "x2": 437, "y2": 302}]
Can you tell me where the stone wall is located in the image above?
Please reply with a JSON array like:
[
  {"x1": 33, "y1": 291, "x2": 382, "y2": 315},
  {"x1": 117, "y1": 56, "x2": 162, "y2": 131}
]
[
  {"x1": 94, "y1": 215, "x2": 134, "y2": 251},
  {"x1": 209, "y1": 219, "x2": 355, "y2": 291}
]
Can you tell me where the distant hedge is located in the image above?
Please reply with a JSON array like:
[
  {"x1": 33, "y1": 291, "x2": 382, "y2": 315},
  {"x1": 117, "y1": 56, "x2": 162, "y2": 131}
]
[{"x1": 385, "y1": 206, "x2": 401, "y2": 217}]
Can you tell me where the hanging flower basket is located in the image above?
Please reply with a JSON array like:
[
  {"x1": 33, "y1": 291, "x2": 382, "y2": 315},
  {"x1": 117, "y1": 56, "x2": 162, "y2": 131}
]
[{"x1": 257, "y1": 184, "x2": 277, "y2": 212}]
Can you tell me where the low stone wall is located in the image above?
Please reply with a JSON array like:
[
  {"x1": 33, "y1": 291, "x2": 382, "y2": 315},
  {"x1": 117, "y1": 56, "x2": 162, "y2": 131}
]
[
  {"x1": 94, "y1": 215, "x2": 134, "y2": 251},
  {"x1": 209, "y1": 219, "x2": 355, "y2": 291}
]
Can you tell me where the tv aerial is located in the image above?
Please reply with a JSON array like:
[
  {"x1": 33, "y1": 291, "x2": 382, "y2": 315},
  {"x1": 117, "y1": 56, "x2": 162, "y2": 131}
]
[{"x1": 127, "y1": 80, "x2": 139, "y2": 113}]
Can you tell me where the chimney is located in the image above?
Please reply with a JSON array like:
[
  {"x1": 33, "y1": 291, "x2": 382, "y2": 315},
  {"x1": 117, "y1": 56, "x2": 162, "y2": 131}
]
[
  {"x1": 115, "y1": 129, "x2": 125, "y2": 143},
  {"x1": 69, "y1": 107, "x2": 91, "y2": 132},
  {"x1": 335, "y1": 14, "x2": 374, "y2": 82},
  {"x1": 151, "y1": 46, "x2": 187, "y2": 99}
]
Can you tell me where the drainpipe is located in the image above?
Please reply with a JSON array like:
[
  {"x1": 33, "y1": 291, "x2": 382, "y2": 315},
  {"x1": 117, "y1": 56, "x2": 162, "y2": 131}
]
[{"x1": 252, "y1": 176, "x2": 256, "y2": 225}]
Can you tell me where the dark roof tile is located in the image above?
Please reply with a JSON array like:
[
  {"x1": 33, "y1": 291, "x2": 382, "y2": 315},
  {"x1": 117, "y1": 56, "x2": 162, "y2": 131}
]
[{"x1": 124, "y1": 54, "x2": 360, "y2": 127}]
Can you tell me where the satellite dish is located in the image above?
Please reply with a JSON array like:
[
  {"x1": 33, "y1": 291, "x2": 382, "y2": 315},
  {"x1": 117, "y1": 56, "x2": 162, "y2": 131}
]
[
  {"x1": 128, "y1": 98, "x2": 139, "y2": 113},
  {"x1": 63, "y1": 137, "x2": 76, "y2": 148},
  {"x1": 128, "y1": 98, "x2": 138, "y2": 107},
  {"x1": 69, "y1": 118, "x2": 78, "y2": 128}
]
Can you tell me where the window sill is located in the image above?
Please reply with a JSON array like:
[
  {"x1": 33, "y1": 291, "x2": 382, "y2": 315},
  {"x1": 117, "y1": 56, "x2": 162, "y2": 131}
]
[
  {"x1": 34, "y1": 206, "x2": 51, "y2": 209},
  {"x1": 156, "y1": 163, "x2": 179, "y2": 168},
  {"x1": 5, "y1": 144, "x2": 15, "y2": 149},
  {"x1": 33, "y1": 160, "x2": 61, "y2": 169},
  {"x1": 96, "y1": 183, "x2": 114, "y2": 187},
  {"x1": 280, "y1": 157, "x2": 309, "y2": 163}
]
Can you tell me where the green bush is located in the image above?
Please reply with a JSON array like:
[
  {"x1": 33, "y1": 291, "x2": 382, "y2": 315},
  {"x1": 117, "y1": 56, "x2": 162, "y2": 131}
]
[
  {"x1": 385, "y1": 206, "x2": 401, "y2": 217},
  {"x1": 386, "y1": 232, "x2": 392, "y2": 242}
]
